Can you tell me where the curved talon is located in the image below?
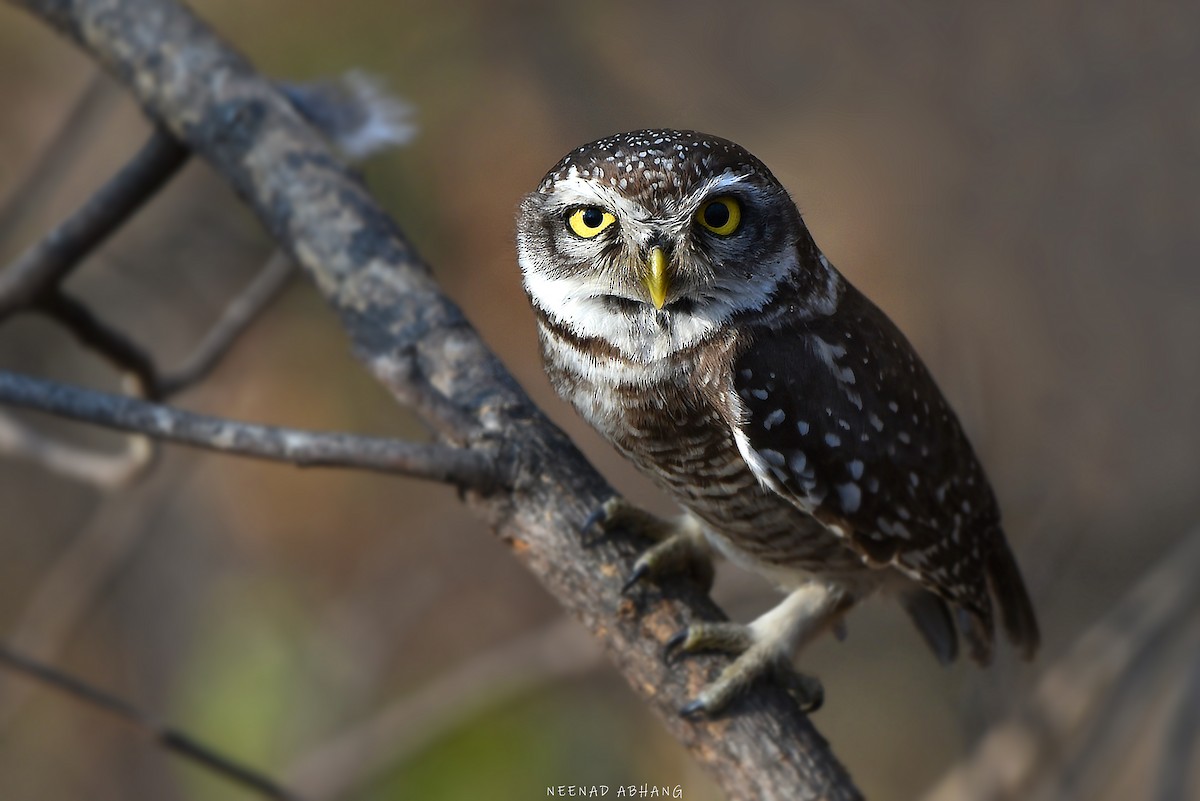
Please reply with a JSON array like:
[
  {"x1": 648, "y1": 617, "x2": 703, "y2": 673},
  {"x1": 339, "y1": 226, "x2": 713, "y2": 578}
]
[
  {"x1": 678, "y1": 698, "x2": 708, "y2": 719},
  {"x1": 663, "y1": 627, "x2": 690, "y2": 663},
  {"x1": 779, "y1": 670, "x2": 825, "y2": 713},
  {"x1": 581, "y1": 503, "x2": 611, "y2": 537},
  {"x1": 621, "y1": 562, "x2": 650, "y2": 594}
]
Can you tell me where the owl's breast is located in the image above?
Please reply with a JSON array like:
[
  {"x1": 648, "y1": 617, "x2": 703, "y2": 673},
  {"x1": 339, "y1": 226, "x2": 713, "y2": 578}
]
[
  {"x1": 535, "y1": 316, "x2": 858, "y2": 576},
  {"x1": 535, "y1": 314, "x2": 736, "y2": 472}
]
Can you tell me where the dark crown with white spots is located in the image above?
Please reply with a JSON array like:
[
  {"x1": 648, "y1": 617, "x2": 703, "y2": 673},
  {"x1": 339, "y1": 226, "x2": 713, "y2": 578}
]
[{"x1": 538, "y1": 129, "x2": 779, "y2": 208}]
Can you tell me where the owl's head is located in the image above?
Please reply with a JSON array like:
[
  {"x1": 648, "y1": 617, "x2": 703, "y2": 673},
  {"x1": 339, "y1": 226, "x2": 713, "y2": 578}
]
[{"x1": 518, "y1": 129, "x2": 838, "y2": 361}]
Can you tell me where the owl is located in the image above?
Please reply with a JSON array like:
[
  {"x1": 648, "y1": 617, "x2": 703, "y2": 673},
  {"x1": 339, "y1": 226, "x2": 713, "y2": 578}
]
[{"x1": 517, "y1": 129, "x2": 1039, "y2": 716}]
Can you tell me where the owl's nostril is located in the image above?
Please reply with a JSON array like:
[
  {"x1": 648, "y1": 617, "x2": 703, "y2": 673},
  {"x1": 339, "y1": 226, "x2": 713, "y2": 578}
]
[{"x1": 645, "y1": 238, "x2": 673, "y2": 262}]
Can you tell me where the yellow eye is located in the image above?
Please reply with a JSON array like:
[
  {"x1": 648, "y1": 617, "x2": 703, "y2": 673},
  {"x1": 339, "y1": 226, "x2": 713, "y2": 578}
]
[
  {"x1": 567, "y1": 206, "x2": 616, "y2": 238},
  {"x1": 696, "y1": 196, "x2": 742, "y2": 236}
]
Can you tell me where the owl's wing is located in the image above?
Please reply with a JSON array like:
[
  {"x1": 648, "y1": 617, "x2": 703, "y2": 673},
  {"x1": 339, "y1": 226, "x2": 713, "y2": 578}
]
[{"x1": 730, "y1": 284, "x2": 1037, "y2": 661}]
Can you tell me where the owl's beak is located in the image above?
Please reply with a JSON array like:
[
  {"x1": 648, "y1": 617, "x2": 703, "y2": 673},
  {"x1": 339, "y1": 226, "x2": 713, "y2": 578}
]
[{"x1": 645, "y1": 246, "x2": 670, "y2": 310}]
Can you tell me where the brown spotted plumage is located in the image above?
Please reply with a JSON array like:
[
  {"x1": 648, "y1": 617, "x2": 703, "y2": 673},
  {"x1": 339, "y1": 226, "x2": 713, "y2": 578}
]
[{"x1": 517, "y1": 129, "x2": 1038, "y2": 714}]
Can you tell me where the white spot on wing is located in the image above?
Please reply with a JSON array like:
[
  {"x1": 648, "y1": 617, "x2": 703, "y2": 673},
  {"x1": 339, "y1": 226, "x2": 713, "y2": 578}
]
[
  {"x1": 810, "y1": 337, "x2": 857, "y2": 385},
  {"x1": 837, "y1": 482, "x2": 862, "y2": 513},
  {"x1": 760, "y1": 449, "x2": 786, "y2": 466}
]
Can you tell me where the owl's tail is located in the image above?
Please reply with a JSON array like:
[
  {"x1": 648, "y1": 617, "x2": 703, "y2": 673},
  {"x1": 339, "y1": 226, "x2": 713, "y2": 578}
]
[
  {"x1": 909, "y1": 535, "x2": 1040, "y2": 666},
  {"x1": 986, "y1": 539, "x2": 1041, "y2": 660},
  {"x1": 901, "y1": 588, "x2": 959, "y2": 665}
]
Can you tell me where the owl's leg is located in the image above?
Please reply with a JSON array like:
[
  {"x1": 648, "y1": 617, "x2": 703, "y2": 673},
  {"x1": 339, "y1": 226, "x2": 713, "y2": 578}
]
[
  {"x1": 666, "y1": 580, "x2": 852, "y2": 717},
  {"x1": 583, "y1": 498, "x2": 715, "y2": 592}
]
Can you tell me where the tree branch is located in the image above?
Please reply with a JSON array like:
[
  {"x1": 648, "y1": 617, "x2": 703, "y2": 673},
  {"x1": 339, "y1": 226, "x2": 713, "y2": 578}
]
[
  {"x1": 921, "y1": 528, "x2": 1200, "y2": 801},
  {"x1": 157, "y1": 248, "x2": 295, "y2": 395},
  {"x1": 33, "y1": 251, "x2": 295, "y2": 400},
  {"x1": 0, "y1": 407, "x2": 150, "y2": 487},
  {"x1": 0, "y1": 370, "x2": 503, "y2": 488},
  {"x1": 0, "y1": 644, "x2": 305, "y2": 801},
  {"x1": 1153, "y1": 642, "x2": 1200, "y2": 801},
  {"x1": 9, "y1": 1, "x2": 864, "y2": 797},
  {"x1": 38, "y1": 289, "x2": 162, "y2": 395},
  {"x1": 0, "y1": 126, "x2": 188, "y2": 320},
  {"x1": 0, "y1": 464, "x2": 184, "y2": 730},
  {"x1": 286, "y1": 619, "x2": 602, "y2": 800}
]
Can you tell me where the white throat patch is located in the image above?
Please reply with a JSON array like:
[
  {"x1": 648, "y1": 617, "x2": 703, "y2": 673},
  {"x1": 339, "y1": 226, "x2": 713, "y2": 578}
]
[{"x1": 520, "y1": 249, "x2": 800, "y2": 364}]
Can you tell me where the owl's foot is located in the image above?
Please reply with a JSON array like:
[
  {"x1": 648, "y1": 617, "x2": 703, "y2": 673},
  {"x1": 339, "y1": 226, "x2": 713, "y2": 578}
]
[
  {"x1": 582, "y1": 497, "x2": 674, "y2": 542},
  {"x1": 667, "y1": 622, "x2": 824, "y2": 716},
  {"x1": 667, "y1": 581, "x2": 851, "y2": 718},
  {"x1": 679, "y1": 660, "x2": 825, "y2": 718},
  {"x1": 663, "y1": 621, "x2": 751, "y2": 662},
  {"x1": 583, "y1": 498, "x2": 715, "y2": 593},
  {"x1": 623, "y1": 527, "x2": 715, "y2": 593}
]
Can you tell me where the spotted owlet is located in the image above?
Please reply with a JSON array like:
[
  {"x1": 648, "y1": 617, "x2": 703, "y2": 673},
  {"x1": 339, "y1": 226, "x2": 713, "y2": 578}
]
[{"x1": 517, "y1": 129, "x2": 1039, "y2": 716}]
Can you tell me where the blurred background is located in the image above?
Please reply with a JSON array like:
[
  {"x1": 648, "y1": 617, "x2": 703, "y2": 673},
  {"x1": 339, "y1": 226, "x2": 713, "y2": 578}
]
[{"x1": 1, "y1": 1, "x2": 1198, "y2": 799}]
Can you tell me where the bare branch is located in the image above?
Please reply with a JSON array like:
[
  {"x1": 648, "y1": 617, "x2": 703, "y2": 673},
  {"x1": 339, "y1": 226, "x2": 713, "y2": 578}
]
[
  {"x1": 12, "y1": 1, "x2": 864, "y2": 797},
  {"x1": 286, "y1": 619, "x2": 602, "y2": 800},
  {"x1": 0, "y1": 127, "x2": 189, "y2": 320},
  {"x1": 370, "y1": 345, "x2": 492, "y2": 441},
  {"x1": 0, "y1": 465, "x2": 182, "y2": 730},
  {"x1": 0, "y1": 370, "x2": 504, "y2": 488},
  {"x1": 0, "y1": 644, "x2": 305, "y2": 801},
  {"x1": 0, "y1": 408, "x2": 151, "y2": 487},
  {"x1": 37, "y1": 290, "x2": 161, "y2": 395},
  {"x1": 1154, "y1": 643, "x2": 1200, "y2": 801},
  {"x1": 158, "y1": 249, "x2": 295, "y2": 395},
  {"x1": 8, "y1": 250, "x2": 292, "y2": 475},
  {"x1": 922, "y1": 528, "x2": 1200, "y2": 801}
]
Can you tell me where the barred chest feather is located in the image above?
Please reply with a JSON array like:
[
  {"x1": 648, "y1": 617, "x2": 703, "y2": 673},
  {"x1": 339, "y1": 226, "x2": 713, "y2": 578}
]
[{"x1": 534, "y1": 314, "x2": 865, "y2": 582}]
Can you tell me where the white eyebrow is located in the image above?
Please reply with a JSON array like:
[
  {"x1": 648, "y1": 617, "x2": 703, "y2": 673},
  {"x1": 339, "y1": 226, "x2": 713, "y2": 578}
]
[
  {"x1": 542, "y1": 176, "x2": 655, "y2": 221},
  {"x1": 682, "y1": 171, "x2": 753, "y2": 207},
  {"x1": 546, "y1": 171, "x2": 756, "y2": 220}
]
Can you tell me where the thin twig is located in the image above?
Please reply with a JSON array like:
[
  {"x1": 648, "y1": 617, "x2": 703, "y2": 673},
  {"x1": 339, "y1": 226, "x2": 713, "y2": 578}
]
[
  {"x1": 0, "y1": 644, "x2": 304, "y2": 801},
  {"x1": 5, "y1": 243, "x2": 285, "y2": 484},
  {"x1": 286, "y1": 619, "x2": 601, "y2": 800},
  {"x1": 0, "y1": 370, "x2": 503, "y2": 487},
  {"x1": 38, "y1": 290, "x2": 162, "y2": 396},
  {"x1": 11, "y1": 251, "x2": 293, "y2": 474},
  {"x1": 1153, "y1": 639, "x2": 1200, "y2": 801},
  {"x1": 0, "y1": 127, "x2": 189, "y2": 320},
  {"x1": 0, "y1": 408, "x2": 151, "y2": 488},
  {"x1": 0, "y1": 464, "x2": 184, "y2": 730},
  {"x1": 922, "y1": 528, "x2": 1200, "y2": 801},
  {"x1": 15, "y1": 289, "x2": 161, "y2": 488},
  {"x1": 158, "y1": 249, "x2": 295, "y2": 395},
  {"x1": 36, "y1": 252, "x2": 291, "y2": 399}
]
